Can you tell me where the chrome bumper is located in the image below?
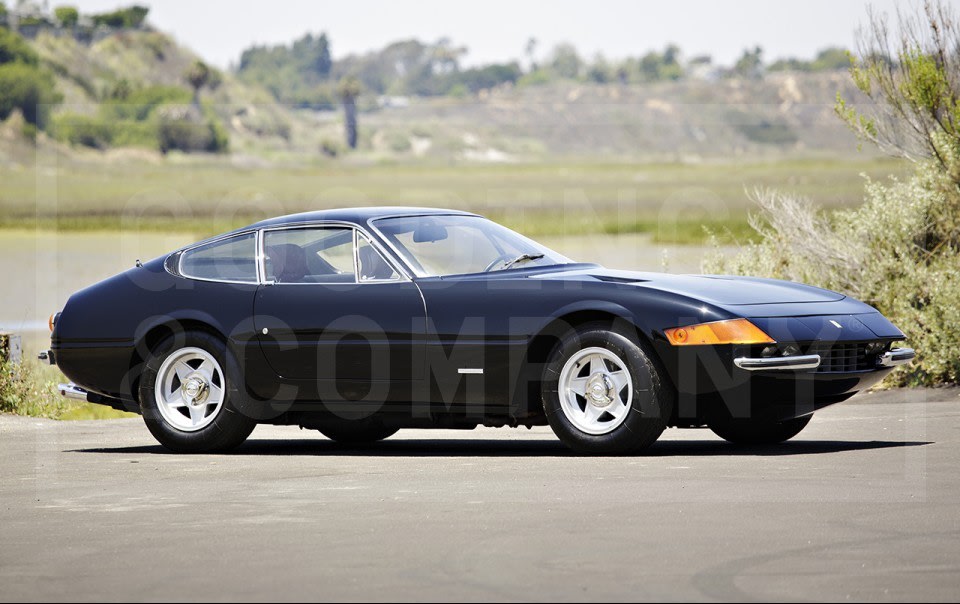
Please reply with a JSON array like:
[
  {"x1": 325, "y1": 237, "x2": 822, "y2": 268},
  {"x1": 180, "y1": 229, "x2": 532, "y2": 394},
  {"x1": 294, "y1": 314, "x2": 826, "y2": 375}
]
[
  {"x1": 877, "y1": 347, "x2": 915, "y2": 367},
  {"x1": 735, "y1": 346, "x2": 916, "y2": 372},
  {"x1": 58, "y1": 383, "x2": 90, "y2": 401},
  {"x1": 734, "y1": 354, "x2": 822, "y2": 371}
]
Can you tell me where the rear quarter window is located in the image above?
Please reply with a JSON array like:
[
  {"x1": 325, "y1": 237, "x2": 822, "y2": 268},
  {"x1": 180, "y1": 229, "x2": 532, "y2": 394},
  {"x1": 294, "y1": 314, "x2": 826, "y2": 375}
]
[{"x1": 179, "y1": 232, "x2": 258, "y2": 283}]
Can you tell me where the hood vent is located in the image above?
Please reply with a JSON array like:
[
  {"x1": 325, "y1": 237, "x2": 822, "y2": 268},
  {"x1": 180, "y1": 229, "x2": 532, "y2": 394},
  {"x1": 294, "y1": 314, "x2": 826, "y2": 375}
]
[{"x1": 592, "y1": 274, "x2": 649, "y2": 284}]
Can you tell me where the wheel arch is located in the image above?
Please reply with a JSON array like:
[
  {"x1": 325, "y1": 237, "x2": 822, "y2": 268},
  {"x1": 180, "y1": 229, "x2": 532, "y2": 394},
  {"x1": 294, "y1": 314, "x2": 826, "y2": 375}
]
[
  {"x1": 128, "y1": 315, "x2": 229, "y2": 403},
  {"x1": 516, "y1": 302, "x2": 669, "y2": 416}
]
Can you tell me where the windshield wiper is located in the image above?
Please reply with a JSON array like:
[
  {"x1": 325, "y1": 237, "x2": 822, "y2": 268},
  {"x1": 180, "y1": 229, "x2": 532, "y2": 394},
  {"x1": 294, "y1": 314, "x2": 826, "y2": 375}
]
[{"x1": 499, "y1": 253, "x2": 545, "y2": 271}]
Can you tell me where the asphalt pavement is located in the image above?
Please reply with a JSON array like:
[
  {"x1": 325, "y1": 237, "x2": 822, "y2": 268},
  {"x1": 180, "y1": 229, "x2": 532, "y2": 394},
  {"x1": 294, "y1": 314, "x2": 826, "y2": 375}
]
[{"x1": 1, "y1": 387, "x2": 958, "y2": 602}]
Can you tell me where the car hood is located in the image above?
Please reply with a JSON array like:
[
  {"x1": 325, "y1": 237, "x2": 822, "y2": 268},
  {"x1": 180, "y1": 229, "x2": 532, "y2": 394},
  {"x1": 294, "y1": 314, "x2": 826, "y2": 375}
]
[{"x1": 531, "y1": 267, "x2": 845, "y2": 306}]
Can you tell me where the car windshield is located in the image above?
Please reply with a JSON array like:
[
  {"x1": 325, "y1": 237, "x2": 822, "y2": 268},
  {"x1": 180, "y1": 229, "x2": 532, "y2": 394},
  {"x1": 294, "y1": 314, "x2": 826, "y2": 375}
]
[{"x1": 373, "y1": 215, "x2": 571, "y2": 277}]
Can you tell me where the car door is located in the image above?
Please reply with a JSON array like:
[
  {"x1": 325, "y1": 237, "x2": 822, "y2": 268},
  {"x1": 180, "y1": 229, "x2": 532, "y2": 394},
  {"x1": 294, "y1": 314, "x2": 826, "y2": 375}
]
[{"x1": 253, "y1": 225, "x2": 425, "y2": 383}]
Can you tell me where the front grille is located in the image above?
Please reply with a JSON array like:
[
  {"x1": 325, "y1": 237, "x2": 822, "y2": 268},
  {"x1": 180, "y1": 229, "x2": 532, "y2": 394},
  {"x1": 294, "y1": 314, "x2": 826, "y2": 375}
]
[{"x1": 807, "y1": 342, "x2": 875, "y2": 373}]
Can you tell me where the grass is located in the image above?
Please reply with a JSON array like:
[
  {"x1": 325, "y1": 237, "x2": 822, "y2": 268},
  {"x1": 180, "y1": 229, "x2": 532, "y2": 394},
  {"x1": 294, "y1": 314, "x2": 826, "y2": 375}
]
[
  {"x1": 0, "y1": 360, "x2": 135, "y2": 420},
  {"x1": 0, "y1": 155, "x2": 907, "y2": 244}
]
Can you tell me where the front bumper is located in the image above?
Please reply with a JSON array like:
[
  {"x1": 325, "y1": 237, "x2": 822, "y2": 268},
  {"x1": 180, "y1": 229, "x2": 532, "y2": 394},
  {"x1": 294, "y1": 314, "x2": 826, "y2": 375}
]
[{"x1": 734, "y1": 347, "x2": 915, "y2": 372}]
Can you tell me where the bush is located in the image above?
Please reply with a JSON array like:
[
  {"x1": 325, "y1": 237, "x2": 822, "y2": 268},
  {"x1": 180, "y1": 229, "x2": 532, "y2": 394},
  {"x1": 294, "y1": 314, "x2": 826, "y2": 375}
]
[
  {"x1": 54, "y1": 5, "x2": 79, "y2": 27},
  {"x1": 705, "y1": 164, "x2": 960, "y2": 386},
  {"x1": 0, "y1": 360, "x2": 65, "y2": 419},
  {"x1": 91, "y1": 5, "x2": 149, "y2": 28},
  {"x1": 0, "y1": 63, "x2": 61, "y2": 128},
  {"x1": 102, "y1": 84, "x2": 191, "y2": 120},
  {"x1": 0, "y1": 27, "x2": 39, "y2": 66},
  {"x1": 319, "y1": 138, "x2": 340, "y2": 157},
  {"x1": 51, "y1": 113, "x2": 116, "y2": 148},
  {"x1": 157, "y1": 109, "x2": 228, "y2": 154}
]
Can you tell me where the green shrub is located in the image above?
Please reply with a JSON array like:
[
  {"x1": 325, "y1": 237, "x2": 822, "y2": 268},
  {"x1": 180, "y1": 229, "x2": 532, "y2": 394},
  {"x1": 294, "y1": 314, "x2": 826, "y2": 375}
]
[
  {"x1": 20, "y1": 121, "x2": 37, "y2": 140},
  {"x1": 157, "y1": 111, "x2": 228, "y2": 154},
  {"x1": 0, "y1": 63, "x2": 61, "y2": 128},
  {"x1": 54, "y1": 6, "x2": 79, "y2": 27},
  {"x1": 735, "y1": 119, "x2": 798, "y2": 145},
  {"x1": 319, "y1": 138, "x2": 340, "y2": 157},
  {"x1": 91, "y1": 5, "x2": 149, "y2": 28},
  {"x1": 0, "y1": 360, "x2": 66, "y2": 419},
  {"x1": 51, "y1": 113, "x2": 116, "y2": 148},
  {"x1": 517, "y1": 69, "x2": 551, "y2": 87},
  {"x1": 103, "y1": 84, "x2": 191, "y2": 120},
  {"x1": 0, "y1": 27, "x2": 39, "y2": 66},
  {"x1": 705, "y1": 163, "x2": 960, "y2": 386}
]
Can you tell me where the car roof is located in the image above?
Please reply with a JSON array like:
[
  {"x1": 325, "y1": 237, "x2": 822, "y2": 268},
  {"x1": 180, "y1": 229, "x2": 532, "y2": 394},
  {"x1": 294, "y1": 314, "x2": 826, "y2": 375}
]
[{"x1": 246, "y1": 206, "x2": 479, "y2": 230}]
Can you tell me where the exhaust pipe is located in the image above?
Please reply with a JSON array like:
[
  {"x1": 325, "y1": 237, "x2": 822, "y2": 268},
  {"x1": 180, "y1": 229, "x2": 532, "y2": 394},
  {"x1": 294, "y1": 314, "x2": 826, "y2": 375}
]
[{"x1": 59, "y1": 383, "x2": 90, "y2": 401}]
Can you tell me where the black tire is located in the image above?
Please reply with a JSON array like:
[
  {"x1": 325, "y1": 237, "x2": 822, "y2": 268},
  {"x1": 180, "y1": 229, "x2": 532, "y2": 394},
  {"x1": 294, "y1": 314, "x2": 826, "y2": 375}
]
[
  {"x1": 709, "y1": 414, "x2": 812, "y2": 445},
  {"x1": 541, "y1": 322, "x2": 674, "y2": 454},
  {"x1": 316, "y1": 418, "x2": 399, "y2": 444},
  {"x1": 139, "y1": 330, "x2": 256, "y2": 453}
]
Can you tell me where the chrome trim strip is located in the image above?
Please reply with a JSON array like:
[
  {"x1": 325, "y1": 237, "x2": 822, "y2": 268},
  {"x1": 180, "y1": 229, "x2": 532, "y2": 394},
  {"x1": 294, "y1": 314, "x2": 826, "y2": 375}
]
[
  {"x1": 734, "y1": 354, "x2": 822, "y2": 371},
  {"x1": 58, "y1": 383, "x2": 89, "y2": 401},
  {"x1": 877, "y1": 347, "x2": 915, "y2": 368},
  {"x1": 457, "y1": 368, "x2": 484, "y2": 374}
]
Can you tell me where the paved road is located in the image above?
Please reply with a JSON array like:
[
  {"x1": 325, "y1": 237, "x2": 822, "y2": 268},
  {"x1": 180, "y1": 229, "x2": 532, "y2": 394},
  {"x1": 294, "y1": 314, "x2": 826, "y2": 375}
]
[{"x1": 1, "y1": 388, "x2": 958, "y2": 602}]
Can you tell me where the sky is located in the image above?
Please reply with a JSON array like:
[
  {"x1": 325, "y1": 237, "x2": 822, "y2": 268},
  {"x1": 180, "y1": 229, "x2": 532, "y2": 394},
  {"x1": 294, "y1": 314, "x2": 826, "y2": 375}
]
[{"x1": 63, "y1": 0, "x2": 925, "y2": 69}]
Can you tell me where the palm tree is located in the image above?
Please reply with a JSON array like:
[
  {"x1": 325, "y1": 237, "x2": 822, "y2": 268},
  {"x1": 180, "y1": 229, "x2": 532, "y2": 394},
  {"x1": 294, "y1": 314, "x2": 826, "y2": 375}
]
[
  {"x1": 336, "y1": 77, "x2": 362, "y2": 150},
  {"x1": 186, "y1": 60, "x2": 211, "y2": 108}
]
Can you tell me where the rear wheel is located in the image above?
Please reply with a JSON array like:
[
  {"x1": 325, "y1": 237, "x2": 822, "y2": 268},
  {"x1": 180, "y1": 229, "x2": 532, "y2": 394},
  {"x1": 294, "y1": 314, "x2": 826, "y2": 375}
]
[
  {"x1": 140, "y1": 331, "x2": 255, "y2": 453},
  {"x1": 709, "y1": 414, "x2": 812, "y2": 445},
  {"x1": 542, "y1": 323, "x2": 673, "y2": 454},
  {"x1": 316, "y1": 419, "x2": 398, "y2": 444}
]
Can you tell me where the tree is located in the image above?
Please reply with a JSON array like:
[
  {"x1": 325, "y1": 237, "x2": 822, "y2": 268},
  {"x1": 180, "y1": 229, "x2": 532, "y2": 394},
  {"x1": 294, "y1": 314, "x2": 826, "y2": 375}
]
[
  {"x1": 54, "y1": 6, "x2": 79, "y2": 27},
  {"x1": 185, "y1": 60, "x2": 211, "y2": 107},
  {"x1": 734, "y1": 46, "x2": 764, "y2": 79},
  {"x1": 549, "y1": 43, "x2": 583, "y2": 79},
  {"x1": 811, "y1": 47, "x2": 851, "y2": 71},
  {"x1": 337, "y1": 77, "x2": 362, "y2": 149},
  {"x1": 313, "y1": 33, "x2": 331, "y2": 76},
  {"x1": 837, "y1": 0, "x2": 960, "y2": 177},
  {"x1": 587, "y1": 54, "x2": 611, "y2": 83},
  {"x1": 524, "y1": 37, "x2": 538, "y2": 72}
]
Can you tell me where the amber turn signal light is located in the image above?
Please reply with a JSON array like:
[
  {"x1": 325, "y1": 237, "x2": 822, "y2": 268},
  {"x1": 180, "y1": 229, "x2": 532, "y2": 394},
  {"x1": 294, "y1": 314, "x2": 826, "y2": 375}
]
[
  {"x1": 48, "y1": 313, "x2": 57, "y2": 333},
  {"x1": 664, "y1": 318, "x2": 775, "y2": 346}
]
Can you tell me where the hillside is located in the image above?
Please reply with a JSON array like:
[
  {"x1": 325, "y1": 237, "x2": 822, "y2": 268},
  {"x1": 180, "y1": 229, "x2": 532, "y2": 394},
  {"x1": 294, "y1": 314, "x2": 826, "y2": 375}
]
[
  {"x1": 0, "y1": 25, "x2": 876, "y2": 164},
  {"x1": 23, "y1": 29, "x2": 295, "y2": 155},
  {"x1": 356, "y1": 72, "x2": 874, "y2": 161}
]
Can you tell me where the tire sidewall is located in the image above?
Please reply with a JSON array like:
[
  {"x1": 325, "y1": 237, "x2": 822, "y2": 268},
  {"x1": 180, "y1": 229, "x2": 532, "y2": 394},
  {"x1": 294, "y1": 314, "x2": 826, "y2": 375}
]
[{"x1": 140, "y1": 331, "x2": 254, "y2": 452}]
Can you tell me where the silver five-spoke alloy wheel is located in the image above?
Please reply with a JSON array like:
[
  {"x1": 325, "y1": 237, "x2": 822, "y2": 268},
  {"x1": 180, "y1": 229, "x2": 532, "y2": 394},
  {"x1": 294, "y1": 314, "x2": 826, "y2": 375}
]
[
  {"x1": 154, "y1": 346, "x2": 226, "y2": 432},
  {"x1": 558, "y1": 346, "x2": 633, "y2": 435}
]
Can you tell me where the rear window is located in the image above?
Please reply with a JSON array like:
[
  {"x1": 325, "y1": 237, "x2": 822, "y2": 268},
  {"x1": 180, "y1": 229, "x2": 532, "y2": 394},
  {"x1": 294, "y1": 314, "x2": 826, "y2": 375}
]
[{"x1": 179, "y1": 233, "x2": 257, "y2": 283}]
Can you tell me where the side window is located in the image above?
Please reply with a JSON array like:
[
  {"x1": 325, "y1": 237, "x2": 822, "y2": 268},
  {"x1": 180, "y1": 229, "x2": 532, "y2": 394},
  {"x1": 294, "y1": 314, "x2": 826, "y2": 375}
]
[
  {"x1": 357, "y1": 235, "x2": 400, "y2": 281},
  {"x1": 180, "y1": 233, "x2": 257, "y2": 283},
  {"x1": 263, "y1": 227, "x2": 356, "y2": 284}
]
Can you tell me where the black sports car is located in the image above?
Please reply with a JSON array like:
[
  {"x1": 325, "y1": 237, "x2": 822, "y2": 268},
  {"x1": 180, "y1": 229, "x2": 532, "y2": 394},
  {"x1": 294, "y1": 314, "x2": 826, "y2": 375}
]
[{"x1": 46, "y1": 207, "x2": 914, "y2": 453}]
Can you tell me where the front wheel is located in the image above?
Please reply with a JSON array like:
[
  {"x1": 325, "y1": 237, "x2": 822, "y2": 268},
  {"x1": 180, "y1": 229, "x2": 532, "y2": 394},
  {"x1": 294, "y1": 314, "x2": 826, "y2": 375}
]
[
  {"x1": 140, "y1": 331, "x2": 255, "y2": 453},
  {"x1": 709, "y1": 414, "x2": 812, "y2": 445},
  {"x1": 541, "y1": 323, "x2": 674, "y2": 454}
]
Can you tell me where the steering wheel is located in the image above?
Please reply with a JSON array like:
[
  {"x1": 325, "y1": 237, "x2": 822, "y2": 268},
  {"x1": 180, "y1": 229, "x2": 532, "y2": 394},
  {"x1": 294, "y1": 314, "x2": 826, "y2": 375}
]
[{"x1": 483, "y1": 253, "x2": 514, "y2": 272}]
